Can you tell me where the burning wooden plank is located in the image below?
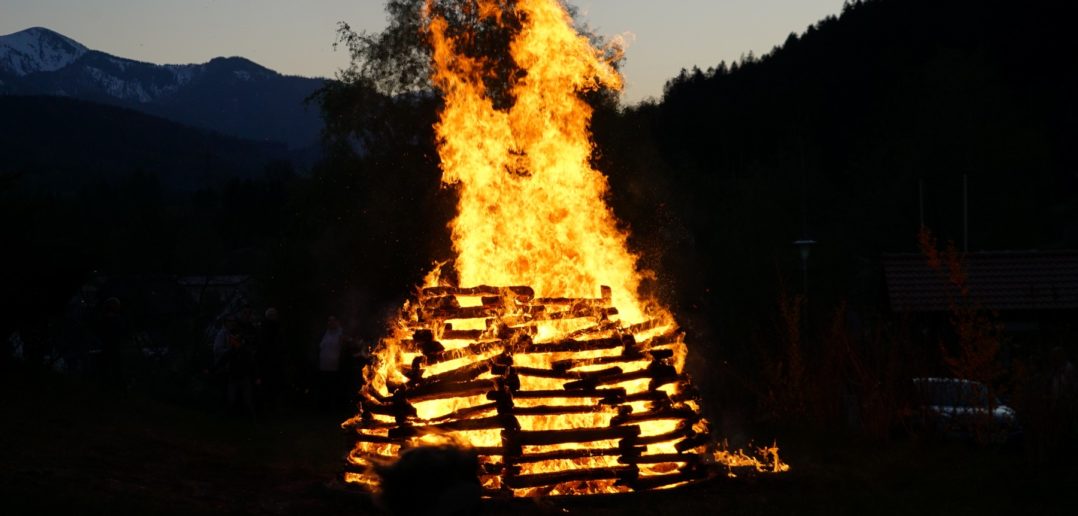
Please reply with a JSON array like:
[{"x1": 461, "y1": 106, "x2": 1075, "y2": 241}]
[{"x1": 345, "y1": 285, "x2": 785, "y2": 497}]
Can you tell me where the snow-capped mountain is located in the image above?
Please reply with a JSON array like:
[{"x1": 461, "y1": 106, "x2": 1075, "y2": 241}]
[
  {"x1": 0, "y1": 27, "x2": 324, "y2": 149},
  {"x1": 0, "y1": 27, "x2": 88, "y2": 76}
]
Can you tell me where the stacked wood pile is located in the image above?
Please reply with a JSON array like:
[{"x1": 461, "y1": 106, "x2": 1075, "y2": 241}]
[{"x1": 343, "y1": 285, "x2": 760, "y2": 497}]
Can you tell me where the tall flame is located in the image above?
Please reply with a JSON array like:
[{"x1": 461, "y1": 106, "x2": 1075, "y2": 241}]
[{"x1": 429, "y1": 0, "x2": 645, "y2": 322}]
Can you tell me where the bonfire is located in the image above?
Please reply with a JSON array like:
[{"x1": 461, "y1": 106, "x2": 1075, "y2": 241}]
[{"x1": 342, "y1": 0, "x2": 788, "y2": 497}]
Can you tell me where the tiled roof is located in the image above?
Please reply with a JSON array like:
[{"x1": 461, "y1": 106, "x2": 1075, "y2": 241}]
[{"x1": 882, "y1": 251, "x2": 1078, "y2": 312}]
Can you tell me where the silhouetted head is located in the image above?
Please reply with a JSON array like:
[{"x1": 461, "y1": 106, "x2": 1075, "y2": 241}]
[
  {"x1": 375, "y1": 445, "x2": 480, "y2": 516},
  {"x1": 265, "y1": 307, "x2": 279, "y2": 321},
  {"x1": 327, "y1": 315, "x2": 341, "y2": 330}
]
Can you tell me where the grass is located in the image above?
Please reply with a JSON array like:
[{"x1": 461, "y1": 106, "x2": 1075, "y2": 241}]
[{"x1": 1, "y1": 366, "x2": 1072, "y2": 515}]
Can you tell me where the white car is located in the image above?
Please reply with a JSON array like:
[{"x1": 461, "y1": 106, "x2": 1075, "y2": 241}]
[{"x1": 911, "y1": 377, "x2": 1020, "y2": 444}]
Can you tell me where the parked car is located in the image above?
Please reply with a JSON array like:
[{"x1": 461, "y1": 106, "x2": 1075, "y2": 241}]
[{"x1": 911, "y1": 377, "x2": 1021, "y2": 444}]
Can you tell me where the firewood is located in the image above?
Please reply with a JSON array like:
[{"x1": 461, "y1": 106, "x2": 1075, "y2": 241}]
[
  {"x1": 516, "y1": 335, "x2": 624, "y2": 354},
  {"x1": 566, "y1": 320, "x2": 618, "y2": 339},
  {"x1": 422, "y1": 402, "x2": 499, "y2": 423},
  {"x1": 617, "y1": 453, "x2": 700, "y2": 465},
  {"x1": 551, "y1": 355, "x2": 648, "y2": 371},
  {"x1": 514, "y1": 366, "x2": 622, "y2": 380},
  {"x1": 421, "y1": 285, "x2": 534, "y2": 298},
  {"x1": 508, "y1": 425, "x2": 639, "y2": 446},
  {"x1": 388, "y1": 415, "x2": 512, "y2": 438},
  {"x1": 412, "y1": 359, "x2": 491, "y2": 386},
  {"x1": 351, "y1": 419, "x2": 398, "y2": 430},
  {"x1": 533, "y1": 296, "x2": 603, "y2": 305},
  {"x1": 609, "y1": 405, "x2": 700, "y2": 426},
  {"x1": 639, "y1": 330, "x2": 682, "y2": 349},
  {"x1": 623, "y1": 469, "x2": 708, "y2": 491},
  {"x1": 424, "y1": 340, "x2": 505, "y2": 364},
  {"x1": 442, "y1": 328, "x2": 487, "y2": 340},
  {"x1": 511, "y1": 404, "x2": 607, "y2": 416},
  {"x1": 636, "y1": 426, "x2": 696, "y2": 446},
  {"x1": 506, "y1": 388, "x2": 626, "y2": 400},
  {"x1": 344, "y1": 284, "x2": 745, "y2": 497},
  {"x1": 420, "y1": 295, "x2": 460, "y2": 311},
  {"x1": 563, "y1": 361, "x2": 677, "y2": 390},
  {"x1": 405, "y1": 379, "x2": 495, "y2": 402},
  {"x1": 506, "y1": 447, "x2": 640, "y2": 464},
  {"x1": 540, "y1": 306, "x2": 618, "y2": 321},
  {"x1": 502, "y1": 466, "x2": 638, "y2": 489},
  {"x1": 425, "y1": 305, "x2": 498, "y2": 320}
]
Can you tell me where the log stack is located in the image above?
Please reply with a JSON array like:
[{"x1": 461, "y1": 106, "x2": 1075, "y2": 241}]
[{"x1": 342, "y1": 285, "x2": 775, "y2": 497}]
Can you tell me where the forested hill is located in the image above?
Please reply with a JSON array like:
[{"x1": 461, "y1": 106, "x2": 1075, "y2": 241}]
[
  {"x1": 0, "y1": 95, "x2": 291, "y2": 193},
  {"x1": 595, "y1": 0, "x2": 1078, "y2": 330}
]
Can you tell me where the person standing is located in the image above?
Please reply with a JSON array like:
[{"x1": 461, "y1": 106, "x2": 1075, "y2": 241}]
[{"x1": 214, "y1": 331, "x2": 258, "y2": 420}]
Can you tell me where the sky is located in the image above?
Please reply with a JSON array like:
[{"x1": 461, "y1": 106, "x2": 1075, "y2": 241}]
[{"x1": 0, "y1": 0, "x2": 845, "y2": 103}]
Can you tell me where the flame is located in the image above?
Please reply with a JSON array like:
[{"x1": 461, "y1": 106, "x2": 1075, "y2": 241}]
[
  {"x1": 343, "y1": 0, "x2": 786, "y2": 497},
  {"x1": 429, "y1": 0, "x2": 645, "y2": 322}
]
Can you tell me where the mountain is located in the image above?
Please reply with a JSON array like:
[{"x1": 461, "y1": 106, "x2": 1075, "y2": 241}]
[
  {"x1": 0, "y1": 27, "x2": 324, "y2": 149},
  {"x1": 0, "y1": 27, "x2": 87, "y2": 76},
  {"x1": 0, "y1": 95, "x2": 291, "y2": 193}
]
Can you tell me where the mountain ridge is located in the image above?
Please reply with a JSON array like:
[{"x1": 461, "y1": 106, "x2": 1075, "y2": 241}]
[{"x1": 0, "y1": 27, "x2": 325, "y2": 149}]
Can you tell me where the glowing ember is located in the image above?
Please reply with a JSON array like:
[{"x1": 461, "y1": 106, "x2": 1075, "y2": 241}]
[{"x1": 343, "y1": 0, "x2": 788, "y2": 497}]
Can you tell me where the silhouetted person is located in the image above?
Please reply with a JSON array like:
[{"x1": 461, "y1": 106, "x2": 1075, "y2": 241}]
[
  {"x1": 215, "y1": 330, "x2": 258, "y2": 419},
  {"x1": 376, "y1": 445, "x2": 480, "y2": 516}
]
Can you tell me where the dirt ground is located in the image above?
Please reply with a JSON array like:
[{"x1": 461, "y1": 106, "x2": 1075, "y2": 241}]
[{"x1": 1, "y1": 368, "x2": 1073, "y2": 516}]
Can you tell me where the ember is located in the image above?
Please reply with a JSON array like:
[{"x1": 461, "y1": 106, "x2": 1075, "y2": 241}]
[{"x1": 343, "y1": 0, "x2": 787, "y2": 497}]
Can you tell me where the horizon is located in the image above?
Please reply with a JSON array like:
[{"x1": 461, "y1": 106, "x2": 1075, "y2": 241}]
[{"x1": 0, "y1": 0, "x2": 844, "y2": 103}]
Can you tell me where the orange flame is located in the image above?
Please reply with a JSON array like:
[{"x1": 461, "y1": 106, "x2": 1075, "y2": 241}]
[{"x1": 429, "y1": 0, "x2": 645, "y2": 322}]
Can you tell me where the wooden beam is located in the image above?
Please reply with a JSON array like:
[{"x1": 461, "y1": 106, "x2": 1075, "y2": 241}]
[
  {"x1": 503, "y1": 466, "x2": 637, "y2": 489},
  {"x1": 506, "y1": 447, "x2": 639, "y2": 464},
  {"x1": 405, "y1": 379, "x2": 494, "y2": 402},
  {"x1": 508, "y1": 425, "x2": 639, "y2": 446},
  {"x1": 507, "y1": 388, "x2": 626, "y2": 400}
]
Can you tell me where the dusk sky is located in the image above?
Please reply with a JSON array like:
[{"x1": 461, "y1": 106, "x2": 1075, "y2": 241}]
[{"x1": 0, "y1": 0, "x2": 845, "y2": 103}]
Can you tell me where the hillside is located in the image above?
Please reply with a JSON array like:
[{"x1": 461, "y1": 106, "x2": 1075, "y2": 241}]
[{"x1": 0, "y1": 95, "x2": 290, "y2": 193}]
